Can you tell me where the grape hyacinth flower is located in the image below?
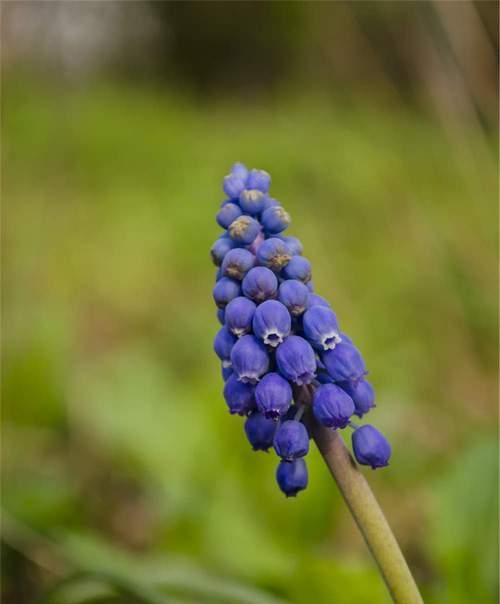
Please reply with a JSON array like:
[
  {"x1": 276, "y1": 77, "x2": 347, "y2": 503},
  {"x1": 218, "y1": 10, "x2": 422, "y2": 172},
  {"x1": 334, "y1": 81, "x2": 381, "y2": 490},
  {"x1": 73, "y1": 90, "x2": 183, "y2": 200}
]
[
  {"x1": 239, "y1": 189, "x2": 266, "y2": 215},
  {"x1": 246, "y1": 168, "x2": 271, "y2": 193},
  {"x1": 242, "y1": 267, "x2": 278, "y2": 302},
  {"x1": 230, "y1": 161, "x2": 249, "y2": 181},
  {"x1": 211, "y1": 163, "x2": 382, "y2": 476},
  {"x1": 339, "y1": 379, "x2": 376, "y2": 417},
  {"x1": 225, "y1": 296, "x2": 256, "y2": 337},
  {"x1": 303, "y1": 305, "x2": 341, "y2": 351},
  {"x1": 244, "y1": 411, "x2": 277, "y2": 451},
  {"x1": 276, "y1": 335, "x2": 316, "y2": 385},
  {"x1": 253, "y1": 300, "x2": 291, "y2": 347},
  {"x1": 223, "y1": 173, "x2": 246, "y2": 200},
  {"x1": 256, "y1": 238, "x2": 292, "y2": 272},
  {"x1": 274, "y1": 420, "x2": 309, "y2": 460},
  {"x1": 228, "y1": 215, "x2": 261, "y2": 245},
  {"x1": 313, "y1": 383, "x2": 355, "y2": 429},
  {"x1": 209, "y1": 164, "x2": 422, "y2": 604},
  {"x1": 221, "y1": 248, "x2": 255, "y2": 280},
  {"x1": 211, "y1": 236, "x2": 235, "y2": 266},
  {"x1": 276, "y1": 458, "x2": 308, "y2": 497},
  {"x1": 231, "y1": 334, "x2": 270, "y2": 384},
  {"x1": 261, "y1": 206, "x2": 291, "y2": 234},
  {"x1": 216, "y1": 202, "x2": 242, "y2": 229},
  {"x1": 255, "y1": 372, "x2": 292, "y2": 419},
  {"x1": 213, "y1": 277, "x2": 240, "y2": 308},
  {"x1": 278, "y1": 280, "x2": 309, "y2": 317},
  {"x1": 282, "y1": 255, "x2": 312, "y2": 283},
  {"x1": 322, "y1": 336, "x2": 367, "y2": 383},
  {"x1": 210, "y1": 163, "x2": 390, "y2": 493},
  {"x1": 352, "y1": 424, "x2": 391, "y2": 469},
  {"x1": 223, "y1": 374, "x2": 256, "y2": 415}
]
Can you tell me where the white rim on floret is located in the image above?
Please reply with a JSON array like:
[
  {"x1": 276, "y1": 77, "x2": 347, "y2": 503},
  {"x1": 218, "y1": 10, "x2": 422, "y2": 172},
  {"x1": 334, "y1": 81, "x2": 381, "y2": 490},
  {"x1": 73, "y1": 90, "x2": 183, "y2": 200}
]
[
  {"x1": 238, "y1": 372, "x2": 260, "y2": 384},
  {"x1": 321, "y1": 332, "x2": 342, "y2": 351},
  {"x1": 262, "y1": 329, "x2": 285, "y2": 347}
]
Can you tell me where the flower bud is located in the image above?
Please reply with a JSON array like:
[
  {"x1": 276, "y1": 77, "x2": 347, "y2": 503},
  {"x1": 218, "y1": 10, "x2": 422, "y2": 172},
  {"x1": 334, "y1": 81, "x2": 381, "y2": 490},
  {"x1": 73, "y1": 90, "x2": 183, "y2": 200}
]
[
  {"x1": 231, "y1": 335, "x2": 270, "y2": 384},
  {"x1": 213, "y1": 277, "x2": 241, "y2": 308},
  {"x1": 276, "y1": 335, "x2": 316, "y2": 385},
  {"x1": 303, "y1": 306, "x2": 341, "y2": 351},
  {"x1": 242, "y1": 267, "x2": 278, "y2": 302},
  {"x1": 225, "y1": 296, "x2": 256, "y2": 337},
  {"x1": 223, "y1": 174, "x2": 245, "y2": 199},
  {"x1": 216, "y1": 308, "x2": 225, "y2": 325},
  {"x1": 276, "y1": 458, "x2": 308, "y2": 497},
  {"x1": 261, "y1": 206, "x2": 291, "y2": 235},
  {"x1": 221, "y1": 248, "x2": 255, "y2": 281},
  {"x1": 231, "y1": 162, "x2": 249, "y2": 181},
  {"x1": 277, "y1": 235, "x2": 303, "y2": 256},
  {"x1": 244, "y1": 411, "x2": 277, "y2": 451},
  {"x1": 216, "y1": 202, "x2": 242, "y2": 229},
  {"x1": 223, "y1": 374, "x2": 256, "y2": 415},
  {"x1": 239, "y1": 189, "x2": 266, "y2": 215},
  {"x1": 255, "y1": 372, "x2": 292, "y2": 419},
  {"x1": 322, "y1": 337, "x2": 367, "y2": 382},
  {"x1": 228, "y1": 215, "x2": 261, "y2": 245},
  {"x1": 246, "y1": 169, "x2": 271, "y2": 193},
  {"x1": 313, "y1": 383, "x2": 355, "y2": 428},
  {"x1": 210, "y1": 236, "x2": 235, "y2": 266},
  {"x1": 282, "y1": 256, "x2": 312, "y2": 283},
  {"x1": 278, "y1": 280, "x2": 310, "y2": 317},
  {"x1": 352, "y1": 424, "x2": 391, "y2": 469},
  {"x1": 273, "y1": 420, "x2": 309, "y2": 460},
  {"x1": 253, "y1": 300, "x2": 291, "y2": 347},
  {"x1": 257, "y1": 238, "x2": 292, "y2": 272},
  {"x1": 339, "y1": 379, "x2": 375, "y2": 417}
]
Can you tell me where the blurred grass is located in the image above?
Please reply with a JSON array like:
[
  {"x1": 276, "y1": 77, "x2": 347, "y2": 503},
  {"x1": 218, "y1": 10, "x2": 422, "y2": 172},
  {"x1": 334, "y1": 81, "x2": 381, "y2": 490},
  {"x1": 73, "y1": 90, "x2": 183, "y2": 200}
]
[{"x1": 1, "y1": 78, "x2": 498, "y2": 604}]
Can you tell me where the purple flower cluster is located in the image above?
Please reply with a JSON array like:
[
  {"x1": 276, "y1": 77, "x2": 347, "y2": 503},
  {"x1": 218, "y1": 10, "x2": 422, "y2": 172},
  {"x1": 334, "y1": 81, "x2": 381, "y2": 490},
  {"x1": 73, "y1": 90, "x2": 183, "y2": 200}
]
[{"x1": 212, "y1": 163, "x2": 391, "y2": 496}]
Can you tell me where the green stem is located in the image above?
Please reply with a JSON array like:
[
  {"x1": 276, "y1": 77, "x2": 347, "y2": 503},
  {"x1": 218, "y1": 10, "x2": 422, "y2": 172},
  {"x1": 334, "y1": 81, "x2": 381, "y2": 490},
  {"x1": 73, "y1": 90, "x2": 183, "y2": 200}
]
[{"x1": 311, "y1": 420, "x2": 424, "y2": 604}]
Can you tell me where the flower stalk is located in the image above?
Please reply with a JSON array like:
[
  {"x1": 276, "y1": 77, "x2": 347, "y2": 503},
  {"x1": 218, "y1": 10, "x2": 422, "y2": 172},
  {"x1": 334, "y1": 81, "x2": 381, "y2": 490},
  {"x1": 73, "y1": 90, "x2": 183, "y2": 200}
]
[{"x1": 311, "y1": 419, "x2": 424, "y2": 604}]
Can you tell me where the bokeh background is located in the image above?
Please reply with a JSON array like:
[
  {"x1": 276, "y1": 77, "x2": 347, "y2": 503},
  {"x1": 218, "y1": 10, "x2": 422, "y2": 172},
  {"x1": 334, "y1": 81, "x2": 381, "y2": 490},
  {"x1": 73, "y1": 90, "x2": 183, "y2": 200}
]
[{"x1": 2, "y1": 2, "x2": 498, "y2": 604}]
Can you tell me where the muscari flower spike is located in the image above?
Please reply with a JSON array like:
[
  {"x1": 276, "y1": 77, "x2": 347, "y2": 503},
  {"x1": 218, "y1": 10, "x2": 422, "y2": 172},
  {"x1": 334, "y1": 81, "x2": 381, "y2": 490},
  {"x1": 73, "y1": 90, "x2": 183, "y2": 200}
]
[{"x1": 211, "y1": 163, "x2": 392, "y2": 496}]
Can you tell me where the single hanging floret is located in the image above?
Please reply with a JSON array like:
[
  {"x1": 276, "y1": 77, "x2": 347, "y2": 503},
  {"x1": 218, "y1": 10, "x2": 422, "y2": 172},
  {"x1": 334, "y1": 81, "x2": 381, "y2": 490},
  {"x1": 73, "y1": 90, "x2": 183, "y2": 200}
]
[{"x1": 252, "y1": 300, "x2": 292, "y2": 347}]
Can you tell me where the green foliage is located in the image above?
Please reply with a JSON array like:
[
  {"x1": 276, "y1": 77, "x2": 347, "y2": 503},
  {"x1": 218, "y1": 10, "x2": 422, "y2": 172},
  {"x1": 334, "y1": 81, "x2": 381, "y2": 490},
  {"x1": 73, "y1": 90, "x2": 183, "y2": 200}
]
[{"x1": 2, "y1": 80, "x2": 497, "y2": 604}]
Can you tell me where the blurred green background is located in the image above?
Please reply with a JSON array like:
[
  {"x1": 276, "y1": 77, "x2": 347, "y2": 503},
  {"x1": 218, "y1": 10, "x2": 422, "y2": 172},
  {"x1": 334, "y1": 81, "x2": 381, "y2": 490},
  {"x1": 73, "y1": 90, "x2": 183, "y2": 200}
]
[{"x1": 1, "y1": 2, "x2": 498, "y2": 604}]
